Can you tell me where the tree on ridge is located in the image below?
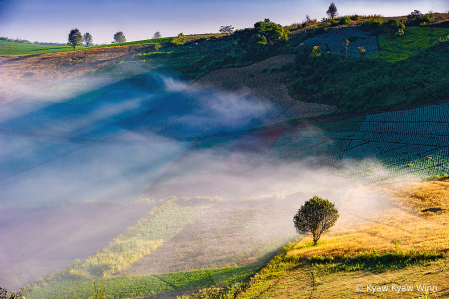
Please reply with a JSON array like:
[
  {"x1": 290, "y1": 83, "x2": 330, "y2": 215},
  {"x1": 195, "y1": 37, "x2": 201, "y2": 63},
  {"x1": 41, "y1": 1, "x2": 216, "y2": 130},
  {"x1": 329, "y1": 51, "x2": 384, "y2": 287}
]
[
  {"x1": 113, "y1": 31, "x2": 126, "y2": 43},
  {"x1": 326, "y1": 3, "x2": 338, "y2": 19},
  {"x1": 83, "y1": 32, "x2": 93, "y2": 47},
  {"x1": 67, "y1": 28, "x2": 83, "y2": 49}
]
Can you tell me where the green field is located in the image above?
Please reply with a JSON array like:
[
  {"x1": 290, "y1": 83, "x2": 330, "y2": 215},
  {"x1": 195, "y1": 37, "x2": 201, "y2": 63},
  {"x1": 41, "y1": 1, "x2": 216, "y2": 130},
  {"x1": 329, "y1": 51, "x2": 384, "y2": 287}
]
[
  {"x1": 0, "y1": 40, "x2": 73, "y2": 55},
  {"x1": 27, "y1": 266, "x2": 257, "y2": 299},
  {"x1": 371, "y1": 26, "x2": 449, "y2": 62}
]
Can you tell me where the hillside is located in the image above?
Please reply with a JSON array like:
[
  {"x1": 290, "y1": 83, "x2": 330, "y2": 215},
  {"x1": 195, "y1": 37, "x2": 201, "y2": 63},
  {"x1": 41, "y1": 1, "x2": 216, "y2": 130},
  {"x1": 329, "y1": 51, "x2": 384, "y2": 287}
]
[
  {"x1": 219, "y1": 180, "x2": 449, "y2": 298},
  {"x1": 1, "y1": 11, "x2": 449, "y2": 299}
]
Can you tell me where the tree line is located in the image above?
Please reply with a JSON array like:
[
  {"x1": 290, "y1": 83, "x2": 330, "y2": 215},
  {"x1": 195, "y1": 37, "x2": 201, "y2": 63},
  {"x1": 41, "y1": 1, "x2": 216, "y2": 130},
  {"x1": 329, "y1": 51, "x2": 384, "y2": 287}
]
[{"x1": 67, "y1": 29, "x2": 162, "y2": 49}]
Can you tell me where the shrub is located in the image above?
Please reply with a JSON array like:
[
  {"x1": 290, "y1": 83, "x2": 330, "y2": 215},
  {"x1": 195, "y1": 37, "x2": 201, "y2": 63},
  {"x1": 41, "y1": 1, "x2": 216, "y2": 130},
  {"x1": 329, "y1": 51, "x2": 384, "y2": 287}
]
[
  {"x1": 381, "y1": 19, "x2": 405, "y2": 36},
  {"x1": 308, "y1": 255, "x2": 334, "y2": 263},
  {"x1": 339, "y1": 17, "x2": 351, "y2": 25}
]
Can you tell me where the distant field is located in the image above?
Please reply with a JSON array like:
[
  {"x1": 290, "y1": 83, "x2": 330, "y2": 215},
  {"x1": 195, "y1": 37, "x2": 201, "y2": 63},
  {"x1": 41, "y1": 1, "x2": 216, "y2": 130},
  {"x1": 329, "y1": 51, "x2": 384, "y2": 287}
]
[
  {"x1": 0, "y1": 35, "x2": 213, "y2": 55},
  {"x1": 0, "y1": 40, "x2": 73, "y2": 55}
]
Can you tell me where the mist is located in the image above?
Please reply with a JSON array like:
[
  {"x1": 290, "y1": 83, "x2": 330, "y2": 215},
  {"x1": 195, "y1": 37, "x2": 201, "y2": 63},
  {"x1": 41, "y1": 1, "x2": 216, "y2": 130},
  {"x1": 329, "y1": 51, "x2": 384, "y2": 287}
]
[{"x1": 0, "y1": 68, "x2": 401, "y2": 291}]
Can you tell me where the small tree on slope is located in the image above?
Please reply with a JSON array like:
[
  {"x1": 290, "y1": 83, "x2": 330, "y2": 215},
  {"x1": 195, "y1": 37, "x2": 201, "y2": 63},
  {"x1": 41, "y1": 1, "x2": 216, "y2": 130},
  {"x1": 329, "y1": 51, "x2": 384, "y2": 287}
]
[{"x1": 293, "y1": 195, "x2": 339, "y2": 245}]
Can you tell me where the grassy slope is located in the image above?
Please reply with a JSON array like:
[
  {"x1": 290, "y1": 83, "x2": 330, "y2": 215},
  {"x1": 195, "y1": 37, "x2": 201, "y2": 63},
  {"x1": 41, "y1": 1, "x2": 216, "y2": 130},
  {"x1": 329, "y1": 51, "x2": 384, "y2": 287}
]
[
  {"x1": 371, "y1": 26, "x2": 449, "y2": 62},
  {"x1": 230, "y1": 181, "x2": 449, "y2": 299},
  {"x1": 0, "y1": 35, "x2": 216, "y2": 55}
]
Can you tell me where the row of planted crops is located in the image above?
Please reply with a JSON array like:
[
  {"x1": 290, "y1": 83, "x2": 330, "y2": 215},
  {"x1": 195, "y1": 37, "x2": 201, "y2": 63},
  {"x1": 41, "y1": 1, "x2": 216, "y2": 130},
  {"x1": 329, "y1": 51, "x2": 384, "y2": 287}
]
[{"x1": 229, "y1": 102, "x2": 449, "y2": 196}]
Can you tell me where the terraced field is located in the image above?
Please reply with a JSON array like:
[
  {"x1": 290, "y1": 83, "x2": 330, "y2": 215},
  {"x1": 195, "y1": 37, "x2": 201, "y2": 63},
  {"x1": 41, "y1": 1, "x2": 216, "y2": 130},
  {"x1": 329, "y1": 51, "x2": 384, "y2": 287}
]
[
  {"x1": 194, "y1": 54, "x2": 336, "y2": 121},
  {"x1": 301, "y1": 27, "x2": 379, "y2": 56},
  {"x1": 147, "y1": 101, "x2": 449, "y2": 200}
]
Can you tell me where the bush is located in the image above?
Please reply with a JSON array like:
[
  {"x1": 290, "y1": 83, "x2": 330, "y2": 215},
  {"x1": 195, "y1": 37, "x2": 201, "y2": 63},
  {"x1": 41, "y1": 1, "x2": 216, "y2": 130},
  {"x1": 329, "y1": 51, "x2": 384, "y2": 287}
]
[
  {"x1": 339, "y1": 17, "x2": 351, "y2": 25},
  {"x1": 308, "y1": 255, "x2": 334, "y2": 263},
  {"x1": 381, "y1": 19, "x2": 405, "y2": 36}
]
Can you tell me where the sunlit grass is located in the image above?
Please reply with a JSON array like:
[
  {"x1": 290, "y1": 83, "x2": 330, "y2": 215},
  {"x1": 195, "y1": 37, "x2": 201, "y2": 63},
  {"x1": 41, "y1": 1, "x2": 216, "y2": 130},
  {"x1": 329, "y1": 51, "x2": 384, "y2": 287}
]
[
  {"x1": 26, "y1": 265, "x2": 258, "y2": 299},
  {"x1": 370, "y1": 26, "x2": 449, "y2": 63},
  {"x1": 234, "y1": 181, "x2": 449, "y2": 298}
]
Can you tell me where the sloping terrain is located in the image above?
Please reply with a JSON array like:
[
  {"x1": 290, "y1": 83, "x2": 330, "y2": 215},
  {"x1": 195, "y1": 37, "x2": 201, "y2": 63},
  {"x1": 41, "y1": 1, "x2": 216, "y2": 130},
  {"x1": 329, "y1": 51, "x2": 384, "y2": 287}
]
[
  {"x1": 234, "y1": 181, "x2": 449, "y2": 298},
  {"x1": 194, "y1": 54, "x2": 336, "y2": 120},
  {"x1": 0, "y1": 44, "x2": 157, "y2": 105}
]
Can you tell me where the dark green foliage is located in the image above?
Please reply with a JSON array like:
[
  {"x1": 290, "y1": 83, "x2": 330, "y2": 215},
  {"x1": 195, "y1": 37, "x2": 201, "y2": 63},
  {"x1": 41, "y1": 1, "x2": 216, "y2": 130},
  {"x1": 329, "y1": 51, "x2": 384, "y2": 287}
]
[
  {"x1": 339, "y1": 17, "x2": 351, "y2": 25},
  {"x1": 219, "y1": 25, "x2": 235, "y2": 35},
  {"x1": 252, "y1": 19, "x2": 290, "y2": 49},
  {"x1": 326, "y1": 3, "x2": 338, "y2": 19},
  {"x1": 293, "y1": 196, "x2": 339, "y2": 245},
  {"x1": 381, "y1": 19, "x2": 405, "y2": 36},
  {"x1": 0, "y1": 287, "x2": 26, "y2": 299},
  {"x1": 67, "y1": 28, "x2": 83, "y2": 49},
  {"x1": 113, "y1": 31, "x2": 126, "y2": 43},
  {"x1": 231, "y1": 18, "x2": 289, "y2": 61},
  {"x1": 308, "y1": 255, "x2": 334, "y2": 263},
  {"x1": 289, "y1": 39, "x2": 449, "y2": 112},
  {"x1": 330, "y1": 250, "x2": 446, "y2": 272},
  {"x1": 360, "y1": 18, "x2": 383, "y2": 33},
  {"x1": 407, "y1": 10, "x2": 434, "y2": 26},
  {"x1": 83, "y1": 32, "x2": 93, "y2": 46}
]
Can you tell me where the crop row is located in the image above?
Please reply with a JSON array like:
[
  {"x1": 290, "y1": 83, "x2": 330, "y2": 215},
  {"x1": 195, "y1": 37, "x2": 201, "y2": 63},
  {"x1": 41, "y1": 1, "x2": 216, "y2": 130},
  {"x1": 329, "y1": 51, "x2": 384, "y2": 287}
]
[
  {"x1": 366, "y1": 103, "x2": 449, "y2": 122},
  {"x1": 361, "y1": 121, "x2": 449, "y2": 135},
  {"x1": 301, "y1": 27, "x2": 379, "y2": 56}
]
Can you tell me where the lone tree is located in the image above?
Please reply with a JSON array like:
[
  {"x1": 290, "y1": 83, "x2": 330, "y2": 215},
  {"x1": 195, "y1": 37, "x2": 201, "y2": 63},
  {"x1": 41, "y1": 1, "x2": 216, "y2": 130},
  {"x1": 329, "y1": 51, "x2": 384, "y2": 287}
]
[
  {"x1": 83, "y1": 32, "x2": 93, "y2": 46},
  {"x1": 67, "y1": 28, "x2": 83, "y2": 49},
  {"x1": 293, "y1": 195, "x2": 339, "y2": 245},
  {"x1": 219, "y1": 25, "x2": 235, "y2": 35},
  {"x1": 153, "y1": 31, "x2": 161, "y2": 39},
  {"x1": 326, "y1": 2, "x2": 338, "y2": 19},
  {"x1": 113, "y1": 31, "x2": 126, "y2": 43}
]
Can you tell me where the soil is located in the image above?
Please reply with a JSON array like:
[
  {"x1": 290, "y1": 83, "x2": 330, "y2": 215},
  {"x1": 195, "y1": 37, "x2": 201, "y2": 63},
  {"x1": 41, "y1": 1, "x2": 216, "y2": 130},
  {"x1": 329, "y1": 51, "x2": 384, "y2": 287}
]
[{"x1": 0, "y1": 44, "x2": 156, "y2": 105}]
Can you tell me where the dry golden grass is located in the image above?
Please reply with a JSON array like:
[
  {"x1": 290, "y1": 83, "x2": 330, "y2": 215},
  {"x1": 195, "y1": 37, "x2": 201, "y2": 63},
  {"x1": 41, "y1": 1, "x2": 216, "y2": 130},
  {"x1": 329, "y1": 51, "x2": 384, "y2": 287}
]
[
  {"x1": 238, "y1": 181, "x2": 449, "y2": 299},
  {"x1": 288, "y1": 181, "x2": 449, "y2": 259}
]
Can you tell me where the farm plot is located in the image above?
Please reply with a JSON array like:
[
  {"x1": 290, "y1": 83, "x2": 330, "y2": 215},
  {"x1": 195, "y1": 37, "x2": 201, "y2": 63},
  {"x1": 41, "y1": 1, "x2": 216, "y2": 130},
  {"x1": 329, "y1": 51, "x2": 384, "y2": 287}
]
[
  {"x1": 194, "y1": 54, "x2": 336, "y2": 120},
  {"x1": 118, "y1": 200, "x2": 297, "y2": 276},
  {"x1": 216, "y1": 103, "x2": 449, "y2": 197},
  {"x1": 301, "y1": 27, "x2": 379, "y2": 56}
]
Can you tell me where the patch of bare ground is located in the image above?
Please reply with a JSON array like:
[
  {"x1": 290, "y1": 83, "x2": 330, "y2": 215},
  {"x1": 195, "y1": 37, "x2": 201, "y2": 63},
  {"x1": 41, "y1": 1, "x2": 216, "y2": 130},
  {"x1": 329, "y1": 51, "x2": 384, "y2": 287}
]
[
  {"x1": 193, "y1": 55, "x2": 336, "y2": 121},
  {"x1": 0, "y1": 44, "x2": 157, "y2": 105},
  {"x1": 0, "y1": 201, "x2": 152, "y2": 290}
]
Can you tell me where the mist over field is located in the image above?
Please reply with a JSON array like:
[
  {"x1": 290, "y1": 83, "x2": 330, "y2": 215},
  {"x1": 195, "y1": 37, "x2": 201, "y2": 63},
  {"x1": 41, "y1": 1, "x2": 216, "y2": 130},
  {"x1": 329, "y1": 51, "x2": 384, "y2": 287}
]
[{"x1": 0, "y1": 65, "x2": 398, "y2": 291}]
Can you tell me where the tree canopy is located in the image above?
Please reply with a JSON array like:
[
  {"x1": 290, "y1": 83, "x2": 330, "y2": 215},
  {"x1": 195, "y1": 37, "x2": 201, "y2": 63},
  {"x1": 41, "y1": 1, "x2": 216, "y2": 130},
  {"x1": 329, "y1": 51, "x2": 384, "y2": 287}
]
[
  {"x1": 219, "y1": 25, "x2": 235, "y2": 35},
  {"x1": 153, "y1": 31, "x2": 161, "y2": 39},
  {"x1": 326, "y1": 2, "x2": 338, "y2": 19},
  {"x1": 113, "y1": 31, "x2": 126, "y2": 43},
  {"x1": 293, "y1": 195, "x2": 339, "y2": 245},
  {"x1": 67, "y1": 28, "x2": 83, "y2": 49},
  {"x1": 252, "y1": 18, "x2": 289, "y2": 49},
  {"x1": 83, "y1": 32, "x2": 93, "y2": 47}
]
